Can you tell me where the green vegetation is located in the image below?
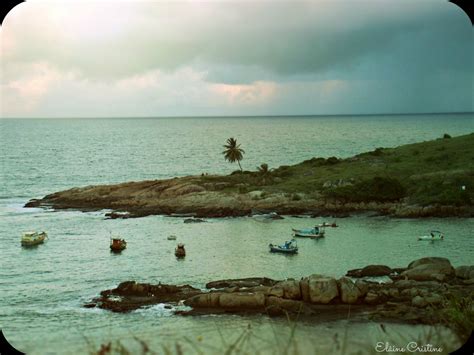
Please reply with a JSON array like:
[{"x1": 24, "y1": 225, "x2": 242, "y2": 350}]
[
  {"x1": 205, "y1": 133, "x2": 474, "y2": 206},
  {"x1": 257, "y1": 163, "x2": 272, "y2": 185},
  {"x1": 440, "y1": 295, "x2": 474, "y2": 341},
  {"x1": 222, "y1": 137, "x2": 245, "y2": 172},
  {"x1": 324, "y1": 177, "x2": 406, "y2": 203},
  {"x1": 89, "y1": 323, "x2": 462, "y2": 355}
]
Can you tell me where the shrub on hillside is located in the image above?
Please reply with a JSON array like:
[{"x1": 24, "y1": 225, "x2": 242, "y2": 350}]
[
  {"x1": 324, "y1": 176, "x2": 406, "y2": 203},
  {"x1": 369, "y1": 147, "x2": 385, "y2": 156},
  {"x1": 302, "y1": 157, "x2": 326, "y2": 166},
  {"x1": 325, "y1": 157, "x2": 340, "y2": 165}
]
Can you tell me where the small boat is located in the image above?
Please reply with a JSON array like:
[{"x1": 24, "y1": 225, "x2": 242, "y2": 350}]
[
  {"x1": 167, "y1": 235, "x2": 177, "y2": 240},
  {"x1": 21, "y1": 231, "x2": 47, "y2": 247},
  {"x1": 252, "y1": 212, "x2": 283, "y2": 223},
  {"x1": 110, "y1": 238, "x2": 127, "y2": 252},
  {"x1": 320, "y1": 222, "x2": 338, "y2": 228},
  {"x1": 175, "y1": 243, "x2": 186, "y2": 258},
  {"x1": 292, "y1": 226, "x2": 325, "y2": 238},
  {"x1": 269, "y1": 239, "x2": 298, "y2": 254},
  {"x1": 418, "y1": 230, "x2": 444, "y2": 241}
]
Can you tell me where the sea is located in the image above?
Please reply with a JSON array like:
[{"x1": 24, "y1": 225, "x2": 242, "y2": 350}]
[{"x1": 0, "y1": 114, "x2": 473, "y2": 354}]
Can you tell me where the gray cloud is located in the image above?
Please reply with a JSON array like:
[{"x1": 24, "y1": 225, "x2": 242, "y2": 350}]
[{"x1": 1, "y1": 0, "x2": 472, "y2": 117}]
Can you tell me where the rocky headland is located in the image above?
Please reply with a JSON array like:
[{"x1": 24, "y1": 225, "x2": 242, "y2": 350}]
[
  {"x1": 84, "y1": 257, "x2": 473, "y2": 333},
  {"x1": 25, "y1": 133, "x2": 474, "y2": 218}
]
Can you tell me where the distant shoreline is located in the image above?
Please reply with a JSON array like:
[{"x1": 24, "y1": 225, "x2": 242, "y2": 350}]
[
  {"x1": 3, "y1": 111, "x2": 473, "y2": 120},
  {"x1": 25, "y1": 133, "x2": 474, "y2": 218}
]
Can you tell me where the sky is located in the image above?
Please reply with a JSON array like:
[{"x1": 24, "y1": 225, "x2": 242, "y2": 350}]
[{"x1": 0, "y1": 0, "x2": 472, "y2": 118}]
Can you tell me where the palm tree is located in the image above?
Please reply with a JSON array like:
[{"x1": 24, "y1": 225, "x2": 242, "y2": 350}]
[
  {"x1": 222, "y1": 137, "x2": 245, "y2": 172},
  {"x1": 257, "y1": 163, "x2": 269, "y2": 175},
  {"x1": 257, "y1": 163, "x2": 272, "y2": 185}
]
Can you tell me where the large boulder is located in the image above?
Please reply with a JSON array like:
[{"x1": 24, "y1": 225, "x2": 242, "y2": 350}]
[
  {"x1": 407, "y1": 257, "x2": 451, "y2": 269},
  {"x1": 338, "y1": 277, "x2": 361, "y2": 304},
  {"x1": 354, "y1": 280, "x2": 369, "y2": 297},
  {"x1": 265, "y1": 296, "x2": 304, "y2": 314},
  {"x1": 361, "y1": 265, "x2": 392, "y2": 277},
  {"x1": 184, "y1": 292, "x2": 221, "y2": 308},
  {"x1": 219, "y1": 292, "x2": 266, "y2": 309},
  {"x1": 302, "y1": 275, "x2": 339, "y2": 304},
  {"x1": 412, "y1": 295, "x2": 428, "y2": 308},
  {"x1": 364, "y1": 291, "x2": 380, "y2": 304},
  {"x1": 402, "y1": 257, "x2": 454, "y2": 281},
  {"x1": 455, "y1": 266, "x2": 474, "y2": 280},
  {"x1": 272, "y1": 280, "x2": 301, "y2": 300}
]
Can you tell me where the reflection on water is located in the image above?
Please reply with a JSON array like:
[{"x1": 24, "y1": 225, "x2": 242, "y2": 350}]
[{"x1": 0, "y1": 204, "x2": 472, "y2": 353}]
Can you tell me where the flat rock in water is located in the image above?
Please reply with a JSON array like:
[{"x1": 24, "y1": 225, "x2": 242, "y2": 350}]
[
  {"x1": 183, "y1": 218, "x2": 206, "y2": 223},
  {"x1": 346, "y1": 265, "x2": 392, "y2": 278},
  {"x1": 206, "y1": 277, "x2": 277, "y2": 289}
]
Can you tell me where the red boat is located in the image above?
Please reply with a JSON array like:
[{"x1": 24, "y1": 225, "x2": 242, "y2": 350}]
[
  {"x1": 175, "y1": 243, "x2": 186, "y2": 258},
  {"x1": 110, "y1": 238, "x2": 127, "y2": 252}
]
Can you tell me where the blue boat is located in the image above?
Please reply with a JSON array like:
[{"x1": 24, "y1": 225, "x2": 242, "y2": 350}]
[
  {"x1": 269, "y1": 239, "x2": 298, "y2": 254},
  {"x1": 292, "y1": 225, "x2": 325, "y2": 238}
]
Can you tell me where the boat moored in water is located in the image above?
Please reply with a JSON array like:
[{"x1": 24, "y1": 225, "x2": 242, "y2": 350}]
[
  {"x1": 320, "y1": 222, "x2": 338, "y2": 228},
  {"x1": 175, "y1": 243, "x2": 186, "y2": 258},
  {"x1": 418, "y1": 230, "x2": 444, "y2": 241},
  {"x1": 110, "y1": 238, "x2": 127, "y2": 252},
  {"x1": 21, "y1": 231, "x2": 47, "y2": 247},
  {"x1": 292, "y1": 226, "x2": 325, "y2": 238},
  {"x1": 269, "y1": 239, "x2": 298, "y2": 254}
]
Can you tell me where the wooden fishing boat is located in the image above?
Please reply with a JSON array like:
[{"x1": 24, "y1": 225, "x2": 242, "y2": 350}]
[
  {"x1": 292, "y1": 226, "x2": 325, "y2": 238},
  {"x1": 269, "y1": 239, "x2": 298, "y2": 254},
  {"x1": 175, "y1": 243, "x2": 186, "y2": 258},
  {"x1": 110, "y1": 238, "x2": 127, "y2": 252},
  {"x1": 21, "y1": 231, "x2": 47, "y2": 247},
  {"x1": 320, "y1": 222, "x2": 338, "y2": 228}
]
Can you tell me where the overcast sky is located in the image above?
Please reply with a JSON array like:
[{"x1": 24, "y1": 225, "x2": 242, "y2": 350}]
[{"x1": 1, "y1": 0, "x2": 472, "y2": 118}]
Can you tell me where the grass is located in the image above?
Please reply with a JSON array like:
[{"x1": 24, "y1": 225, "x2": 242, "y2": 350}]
[
  {"x1": 439, "y1": 294, "x2": 474, "y2": 342},
  {"x1": 197, "y1": 133, "x2": 474, "y2": 206},
  {"x1": 88, "y1": 322, "x2": 463, "y2": 355}
]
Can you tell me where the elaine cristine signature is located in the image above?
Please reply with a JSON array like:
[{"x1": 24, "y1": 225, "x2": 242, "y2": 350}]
[{"x1": 375, "y1": 342, "x2": 443, "y2": 353}]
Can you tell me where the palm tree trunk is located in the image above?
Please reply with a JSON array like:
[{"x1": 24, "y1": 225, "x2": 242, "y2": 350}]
[{"x1": 237, "y1": 160, "x2": 243, "y2": 172}]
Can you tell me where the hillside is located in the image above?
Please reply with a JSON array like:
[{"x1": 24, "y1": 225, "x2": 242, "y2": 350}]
[{"x1": 26, "y1": 133, "x2": 474, "y2": 218}]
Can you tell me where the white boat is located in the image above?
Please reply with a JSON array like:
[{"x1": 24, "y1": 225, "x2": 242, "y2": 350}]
[
  {"x1": 252, "y1": 212, "x2": 282, "y2": 223},
  {"x1": 418, "y1": 230, "x2": 444, "y2": 241},
  {"x1": 292, "y1": 226, "x2": 325, "y2": 238},
  {"x1": 21, "y1": 231, "x2": 47, "y2": 246}
]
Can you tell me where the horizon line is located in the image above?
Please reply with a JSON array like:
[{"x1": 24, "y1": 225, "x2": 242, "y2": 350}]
[{"x1": 1, "y1": 111, "x2": 472, "y2": 120}]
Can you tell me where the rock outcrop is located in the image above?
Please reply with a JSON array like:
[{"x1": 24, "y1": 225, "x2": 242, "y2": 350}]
[
  {"x1": 347, "y1": 265, "x2": 393, "y2": 278},
  {"x1": 85, "y1": 257, "x2": 473, "y2": 327},
  {"x1": 402, "y1": 257, "x2": 455, "y2": 281}
]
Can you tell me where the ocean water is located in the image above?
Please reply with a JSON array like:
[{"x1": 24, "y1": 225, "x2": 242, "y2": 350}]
[{"x1": 0, "y1": 114, "x2": 473, "y2": 353}]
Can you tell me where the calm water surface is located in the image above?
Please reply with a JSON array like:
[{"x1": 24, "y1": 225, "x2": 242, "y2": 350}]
[{"x1": 0, "y1": 115, "x2": 473, "y2": 353}]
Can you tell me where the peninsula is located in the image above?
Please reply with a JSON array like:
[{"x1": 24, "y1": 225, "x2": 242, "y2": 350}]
[{"x1": 25, "y1": 133, "x2": 474, "y2": 218}]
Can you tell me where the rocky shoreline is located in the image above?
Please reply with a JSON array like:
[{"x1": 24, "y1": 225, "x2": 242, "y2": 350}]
[
  {"x1": 24, "y1": 176, "x2": 473, "y2": 218},
  {"x1": 84, "y1": 257, "x2": 473, "y2": 327},
  {"x1": 24, "y1": 133, "x2": 474, "y2": 218}
]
